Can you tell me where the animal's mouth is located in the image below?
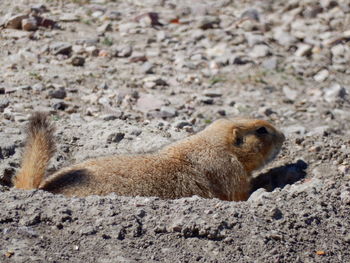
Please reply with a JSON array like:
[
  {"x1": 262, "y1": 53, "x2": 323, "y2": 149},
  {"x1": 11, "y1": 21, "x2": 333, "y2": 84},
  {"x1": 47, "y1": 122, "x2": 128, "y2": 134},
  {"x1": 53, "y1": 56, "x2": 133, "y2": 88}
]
[
  {"x1": 254, "y1": 145, "x2": 282, "y2": 173},
  {"x1": 266, "y1": 145, "x2": 282, "y2": 165}
]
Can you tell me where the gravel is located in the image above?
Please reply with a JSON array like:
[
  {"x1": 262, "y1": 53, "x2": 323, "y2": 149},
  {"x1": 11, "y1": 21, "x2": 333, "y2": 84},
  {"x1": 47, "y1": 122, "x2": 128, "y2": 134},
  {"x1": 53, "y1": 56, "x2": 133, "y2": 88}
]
[{"x1": 0, "y1": 0, "x2": 350, "y2": 262}]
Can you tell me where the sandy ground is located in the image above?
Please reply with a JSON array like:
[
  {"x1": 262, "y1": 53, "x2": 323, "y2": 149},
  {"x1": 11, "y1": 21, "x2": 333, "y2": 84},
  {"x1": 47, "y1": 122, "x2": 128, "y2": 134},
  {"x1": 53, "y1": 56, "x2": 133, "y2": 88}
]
[{"x1": 0, "y1": 0, "x2": 350, "y2": 262}]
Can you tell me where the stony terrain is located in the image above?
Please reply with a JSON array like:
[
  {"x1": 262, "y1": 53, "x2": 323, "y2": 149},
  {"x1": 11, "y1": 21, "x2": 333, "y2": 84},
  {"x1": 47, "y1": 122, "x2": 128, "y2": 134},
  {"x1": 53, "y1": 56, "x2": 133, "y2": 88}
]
[{"x1": 0, "y1": 0, "x2": 349, "y2": 262}]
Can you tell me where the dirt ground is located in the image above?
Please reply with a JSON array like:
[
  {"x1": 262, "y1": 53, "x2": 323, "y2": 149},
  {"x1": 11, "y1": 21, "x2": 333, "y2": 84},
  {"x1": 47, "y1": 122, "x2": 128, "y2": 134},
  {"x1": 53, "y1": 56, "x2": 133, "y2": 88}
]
[{"x1": 0, "y1": 0, "x2": 350, "y2": 262}]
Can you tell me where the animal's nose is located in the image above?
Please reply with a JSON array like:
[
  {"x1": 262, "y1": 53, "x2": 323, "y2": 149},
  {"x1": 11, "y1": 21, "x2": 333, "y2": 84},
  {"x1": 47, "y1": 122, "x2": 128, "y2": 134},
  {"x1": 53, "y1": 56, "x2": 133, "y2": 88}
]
[
  {"x1": 281, "y1": 132, "x2": 285, "y2": 141},
  {"x1": 279, "y1": 131, "x2": 286, "y2": 143},
  {"x1": 275, "y1": 130, "x2": 285, "y2": 144}
]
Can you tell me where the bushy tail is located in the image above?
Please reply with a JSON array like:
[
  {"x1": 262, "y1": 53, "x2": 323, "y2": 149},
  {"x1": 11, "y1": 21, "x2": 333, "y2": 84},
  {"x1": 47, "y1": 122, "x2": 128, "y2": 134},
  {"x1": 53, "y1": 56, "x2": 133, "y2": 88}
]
[{"x1": 14, "y1": 112, "x2": 56, "y2": 189}]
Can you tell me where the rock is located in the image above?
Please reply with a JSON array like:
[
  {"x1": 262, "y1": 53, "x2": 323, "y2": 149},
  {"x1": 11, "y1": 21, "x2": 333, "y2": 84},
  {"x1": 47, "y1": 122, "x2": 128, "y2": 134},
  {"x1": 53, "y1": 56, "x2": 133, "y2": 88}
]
[
  {"x1": 270, "y1": 207, "x2": 283, "y2": 220},
  {"x1": 135, "y1": 12, "x2": 163, "y2": 27},
  {"x1": 320, "y1": 0, "x2": 337, "y2": 9},
  {"x1": 141, "y1": 62, "x2": 154, "y2": 74},
  {"x1": 206, "y1": 43, "x2": 228, "y2": 59},
  {"x1": 273, "y1": 28, "x2": 297, "y2": 47},
  {"x1": 160, "y1": 107, "x2": 177, "y2": 118},
  {"x1": 98, "y1": 50, "x2": 109, "y2": 57},
  {"x1": 32, "y1": 83, "x2": 45, "y2": 91},
  {"x1": 156, "y1": 31, "x2": 167, "y2": 42},
  {"x1": 302, "y1": 5, "x2": 323, "y2": 18},
  {"x1": 135, "y1": 94, "x2": 163, "y2": 112},
  {"x1": 324, "y1": 83, "x2": 347, "y2": 102},
  {"x1": 97, "y1": 22, "x2": 112, "y2": 33},
  {"x1": 331, "y1": 44, "x2": 345, "y2": 57},
  {"x1": 262, "y1": 57, "x2": 278, "y2": 70},
  {"x1": 50, "y1": 42, "x2": 72, "y2": 56},
  {"x1": 130, "y1": 55, "x2": 148, "y2": 63},
  {"x1": 98, "y1": 97, "x2": 110, "y2": 106},
  {"x1": 217, "y1": 109, "x2": 226, "y2": 116},
  {"x1": 154, "y1": 78, "x2": 168, "y2": 86},
  {"x1": 119, "y1": 22, "x2": 138, "y2": 34},
  {"x1": 340, "y1": 191, "x2": 350, "y2": 206},
  {"x1": 1, "y1": 29, "x2": 30, "y2": 39},
  {"x1": 191, "y1": 54, "x2": 204, "y2": 61},
  {"x1": 339, "y1": 165, "x2": 350, "y2": 176},
  {"x1": 5, "y1": 85, "x2": 31, "y2": 93},
  {"x1": 98, "y1": 82, "x2": 109, "y2": 90},
  {"x1": 5, "y1": 14, "x2": 28, "y2": 29},
  {"x1": 189, "y1": 29, "x2": 205, "y2": 42},
  {"x1": 35, "y1": 16, "x2": 56, "y2": 29},
  {"x1": 146, "y1": 49, "x2": 160, "y2": 58},
  {"x1": 53, "y1": 101, "x2": 68, "y2": 111},
  {"x1": 0, "y1": 99, "x2": 10, "y2": 111},
  {"x1": 248, "y1": 188, "x2": 269, "y2": 202},
  {"x1": 143, "y1": 77, "x2": 168, "y2": 89},
  {"x1": 22, "y1": 17, "x2": 38, "y2": 31},
  {"x1": 131, "y1": 129, "x2": 142, "y2": 136},
  {"x1": 199, "y1": 96, "x2": 214, "y2": 105},
  {"x1": 203, "y1": 90, "x2": 222, "y2": 98},
  {"x1": 105, "y1": 10, "x2": 122, "y2": 21},
  {"x1": 197, "y1": 16, "x2": 220, "y2": 30},
  {"x1": 144, "y1": 81, "x2": 157, "y2": 89},
  {"x1": 49, "y1": 88, "x2": 67, "y2": 99},
  {"x1": 249, "y1": 44, "x2": 270, "y2": 58},
  {"x1": 314, "y1": 69, "x2": 329, "y2": 82},
  {"x1": 115, "y1": 45, "x2": 133, "y2": 58},
  {"x1": 283, "y1": 86, "x2": 298, "y2": 101},
  {"x1": 59, "y1": 13, "x2": 80, "y2": 22},
  {"x1": 259, "y1": 107, "x2": 275, "y2": 116},
  {"x1": 102, "y1": 114, "x2": 120, "y2": 121},
  {"x1": 85, "y1": 46, "x2": 99, "y2": 56},
  {"x1": 175, "y1": 121, "x2": 192, "y2": 129},
  {"x1": 107, "y1": 132, "x2": 125, "y2": 143},
  {"x1": 71, "y1": 56, "x2": 85, "y2": 66},
  {"x1": 245, "y1": 33, "x2": 265, "y2": 47},
  {"x1": 31, "y1": 4, "x2": 48, "y2": 13},
  {"x1": 295, "y1": 44, "x2": 312, "y2": 57},
  {"x1": 240, "y1": 8, "x2": 260, "y2": 22},
  {"x1": 92, "y1": 10, "x2": 104, "y2": 18},
  {"x1": 238, "y1": 19, "x2": 259, "y2": 32}
]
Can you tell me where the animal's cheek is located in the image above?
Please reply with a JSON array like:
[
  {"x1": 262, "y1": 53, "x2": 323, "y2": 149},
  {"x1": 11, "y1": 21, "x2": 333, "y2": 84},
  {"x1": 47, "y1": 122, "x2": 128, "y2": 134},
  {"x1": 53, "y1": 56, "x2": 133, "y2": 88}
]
[
  {"x1": 259, "y1": 143, "x2": 271, "y2": 156},
  {"x1": 254, "y1": 142, "x2": 265, "y2": 153}
]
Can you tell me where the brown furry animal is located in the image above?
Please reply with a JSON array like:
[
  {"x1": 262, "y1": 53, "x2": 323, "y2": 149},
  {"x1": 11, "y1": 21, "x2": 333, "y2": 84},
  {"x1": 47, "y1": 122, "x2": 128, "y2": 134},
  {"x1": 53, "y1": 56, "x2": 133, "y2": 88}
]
[{"x1": 14, "y1": 112, "x2": 285, "y2": 201}]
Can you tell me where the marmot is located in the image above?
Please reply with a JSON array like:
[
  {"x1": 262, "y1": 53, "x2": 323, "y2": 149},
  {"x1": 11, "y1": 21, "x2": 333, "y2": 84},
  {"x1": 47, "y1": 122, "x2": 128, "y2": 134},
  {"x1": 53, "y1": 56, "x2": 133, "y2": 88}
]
[{"x1": 14, "y1": 112, "x2": 285, "y2": 201}]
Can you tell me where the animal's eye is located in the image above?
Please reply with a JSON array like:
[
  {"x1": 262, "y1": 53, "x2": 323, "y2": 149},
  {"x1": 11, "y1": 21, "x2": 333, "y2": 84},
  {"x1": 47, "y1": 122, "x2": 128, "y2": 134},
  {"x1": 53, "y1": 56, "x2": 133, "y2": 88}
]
[
  {"x1": 256, "y1": 127, "x2": 268, "y2": 135},
  {"x1": 235, "y1": 137, "x2": 243, "y2": 146}
]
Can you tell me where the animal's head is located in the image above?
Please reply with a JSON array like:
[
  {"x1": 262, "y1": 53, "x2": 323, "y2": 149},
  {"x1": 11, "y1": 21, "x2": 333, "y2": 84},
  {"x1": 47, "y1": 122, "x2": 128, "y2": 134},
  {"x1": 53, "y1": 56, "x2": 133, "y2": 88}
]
[{"x1": 206, "y1": 118, "x2": 285, "y2": 173}]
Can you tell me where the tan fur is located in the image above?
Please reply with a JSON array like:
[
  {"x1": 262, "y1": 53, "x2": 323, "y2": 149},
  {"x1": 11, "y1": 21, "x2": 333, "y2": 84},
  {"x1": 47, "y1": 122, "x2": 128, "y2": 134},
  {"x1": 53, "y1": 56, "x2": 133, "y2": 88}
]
[
  {"x1": 14, "y1": 113, "x2": 285, "y2": 201},
  {"x1": 14, "y1": 112, "x2": 56, "y2": 189}
]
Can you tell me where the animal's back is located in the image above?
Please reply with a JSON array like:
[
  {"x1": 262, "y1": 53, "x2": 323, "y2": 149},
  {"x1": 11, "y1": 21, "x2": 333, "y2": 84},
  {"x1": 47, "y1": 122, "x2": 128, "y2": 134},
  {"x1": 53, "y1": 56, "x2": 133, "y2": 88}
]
[{"x1": 14, "y1": 112, "x2": 285, "y2": 201}]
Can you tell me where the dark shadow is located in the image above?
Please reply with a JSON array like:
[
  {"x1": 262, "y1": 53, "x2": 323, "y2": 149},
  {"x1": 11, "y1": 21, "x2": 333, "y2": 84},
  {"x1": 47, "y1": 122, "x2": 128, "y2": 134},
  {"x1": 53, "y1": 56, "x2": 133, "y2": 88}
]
[
  {"x1": 43, "y1": 169, "x2": 91, "y2": 193},
  {"x1": 250, "y1": 160, "x2": 308, "y2": 193},
  {"x1": 0, "y1": 167, "x2": 15, "y2": 187}
]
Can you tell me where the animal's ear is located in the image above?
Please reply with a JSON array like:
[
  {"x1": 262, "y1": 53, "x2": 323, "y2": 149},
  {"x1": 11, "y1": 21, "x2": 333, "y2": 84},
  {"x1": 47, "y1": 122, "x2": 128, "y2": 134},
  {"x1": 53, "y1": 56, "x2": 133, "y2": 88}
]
[{"x1": 232, "y1": 128, "x2": 243, "y2": 146}]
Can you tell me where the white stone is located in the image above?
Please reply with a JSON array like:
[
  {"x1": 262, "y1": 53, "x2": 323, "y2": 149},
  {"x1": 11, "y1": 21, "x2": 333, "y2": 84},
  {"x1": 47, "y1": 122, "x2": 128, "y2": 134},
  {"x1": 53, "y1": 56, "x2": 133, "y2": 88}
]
[
  {"x1": 283, "y1": 86, "x2": 298, "y2": 101},
  {"x1": 273, "y1": 28, "x2": 297, "y2": 46},
  {"x1": 249, "y1": 44, "x2": 270, "y2": 58},
  {"x1": 324, "y1": 83, "x2": 347, "y2": 102},
  {"x1": 295, "y1": 44, "x2": 312, "y2": 57},
  {"x1": 314, "y1": 69, "x2": 329, "y2": 82},
  {"x1": 331, "y1": 44, "x2": 345, "y2": 57}
]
